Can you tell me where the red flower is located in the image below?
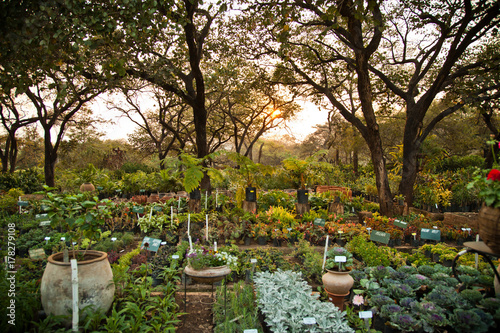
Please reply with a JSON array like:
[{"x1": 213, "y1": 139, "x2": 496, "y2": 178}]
[{"x1": 487, "y1": 169, "x2": 500, "y2": 181}]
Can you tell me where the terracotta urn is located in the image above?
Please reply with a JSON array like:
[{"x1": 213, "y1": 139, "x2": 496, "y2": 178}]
[
  {"x1": 41, "y1": 250, "x2": 114, "y2": 320},
  {"x1": 322, "y1": 269, "x2": 354, "y2": 295}
]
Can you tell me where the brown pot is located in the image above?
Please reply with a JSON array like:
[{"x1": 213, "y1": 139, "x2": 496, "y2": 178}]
[
  {"x1": 322, "y1": 269, "x2": 354, "y2": 295},
  {"x1": 184, "y1": 265, "x2": 231, "y2": 284},
  {"x1": 325, "y1": 290, "x2": 349, "y2": 311},
  {"x1": 478, "y1": 205, "x2": 500, "y2": 254},
  {"x1": 79, "y1": 182, "x2": 95, "y2": 192},
  {"x1": 41, "y1": 250, "x2": 114, "y2": 320}
]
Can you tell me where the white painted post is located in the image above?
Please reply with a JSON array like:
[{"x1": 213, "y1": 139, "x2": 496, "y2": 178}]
[
  {"x1": 322, "y1": 235, "x2": 329, "y2": 270},
  {"x1": 71, "y1": 259, "x2": 79, "y2": 331},
  {"x1": 171, "y1": 206, "x2": 173, "y2": 227},
  {"x1": 475, "y1": 234, "x2": 480, "y2": 269},
  {"x1": 187, "y1": 214, "x2": 190, "y2": 236},
  {"x1": 205, "y1": 214, "x2": 209, "y2": 241},
  {"x1": 205, "y1": 191, "x2": 208, "y2": 210}
]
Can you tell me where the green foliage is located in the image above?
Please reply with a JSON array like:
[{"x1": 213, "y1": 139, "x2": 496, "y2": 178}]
[
  {"x1": 0, "y1": 188, "x2": 24, "y2": 214},
  {"x1": 258, "y1": 189, "x2": 295, "y2": 211},
  {"x1": 213, "y1": 281, "x2": 263, "y2": 333},
  {"x1": 254, "y1": 270, "x2": 354, "y2": 332},
  {"x1": 0, "y1": 168, "x2": 44, "y2": 194}
]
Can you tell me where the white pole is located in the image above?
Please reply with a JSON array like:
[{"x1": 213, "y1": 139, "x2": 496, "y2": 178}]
[
  {"x1": 178, "y1": 196, "x2": 181, "y2": 210},
  {"x1": 171, "y1": 206, "x2": 173, "y2": 227},
  {"x1": 205, "y1": 214, "x2": 209, "y2": 241},
  {"x1": 216, "y1": 189, "x2": 218, "y2": 207},
  {"x1": 322, "y1": 235, "x2": 329, "y2": 270},
  {"x1": 205, "y1": 191, "x2": 208, "y2": 210},
  {"x1": 188, "y1": 235, "x2": 193, "y2": 252},
  {"x1": 148, "y1": 207, "x2": 153, "y2": 222},
  {"x1": 475, "y1": 234, "x2": 479, "y2": 269},
  {"x1": 187, "y1": 214, "x2": 190, "y2": 236},
  {"x1": 71, "y1": 259, "x2": 79, "y2": 332},
  {"x1": 214, "y1": 241, "x2": 217, "y2": 252}
]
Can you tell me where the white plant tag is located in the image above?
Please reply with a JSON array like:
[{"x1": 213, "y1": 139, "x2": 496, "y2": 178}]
[
  {"x1": 303, "y1": 317, "x2": 316, "y2": 325},
  {"x1": 335, "y1": 256, "x2": 347, "y2": 262},
  {"x1": 359, "y1": 311, "x2": 373, "y2": 319},
  {"x1": 172, "y1": 255, "x2": 180, "y2": 259}
]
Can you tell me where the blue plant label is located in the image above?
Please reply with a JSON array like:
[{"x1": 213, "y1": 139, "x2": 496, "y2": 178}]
[
  {"x1": 132, "y1": 206, "x2": 144, "y2": 213},
  {"x1": 303, "y1": 317, "x2": 316, "y2": 325},
  {"x1": 313, "y1": 218, "x2": 326, "y2": 227},
  {"x1": 141, "y1": 237, "x2": 161, "y2": 252},
  {"x1": 421, "y1": 228, "x2": 441, "y2": 241},
  {"x1": 393, "y1": 219, "x2": 408, "y2": 229},
  {"x1": 359, "y1": 311, "x2": 373, "y2": 319},
  {"x1": 370, "y1": 230, "x2": 390, "y2": 244},
  {"x1": 17, "y1": 201, "x2": 29, "y2": 206},
  {"x1": 153, "y1": 206, "x2": 163, "y2": 212},
  {"x1": 140, "y1": 189, "x2": 146, "y2": 193},
  {"x1": 97, "y1": 186, "x2": 104, "y2": 190}
]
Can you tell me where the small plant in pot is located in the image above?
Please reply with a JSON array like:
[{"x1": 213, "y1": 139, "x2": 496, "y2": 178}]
[
  {"x1": 322, "y1": 247, "x2": 355, "y2": 310},
  {"x1": 39, "y1": 186, "x2": 115, "y2": 322},
  {"x1": 184, "y1": 243, "x2": 238, "y2": 283}
]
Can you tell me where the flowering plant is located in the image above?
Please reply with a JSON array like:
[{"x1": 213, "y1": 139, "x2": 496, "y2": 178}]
[
  {"x1": 324, "y1": 246, "x2": 354, "y2": 271},
  {"x1": 186, "y1": 245, "x2": 238, "y2": 270},
  {"x1": 468, "y1": 138, "x2": 500, "y2": 208}
]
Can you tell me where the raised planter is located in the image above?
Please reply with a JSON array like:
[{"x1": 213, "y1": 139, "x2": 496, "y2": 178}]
[{"x1": 184, "y1": 265, "x2": 231, "y2": 284}]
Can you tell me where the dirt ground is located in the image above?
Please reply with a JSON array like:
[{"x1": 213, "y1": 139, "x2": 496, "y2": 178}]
[{"x1": 175, "y1": 291, "x2": 215, "y2": 333}]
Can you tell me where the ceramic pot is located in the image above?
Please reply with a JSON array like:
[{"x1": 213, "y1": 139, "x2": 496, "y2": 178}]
[
  {"x1": 41, "y1": 250, "x2": 114, "y2": 320},
  {"x1": 184, "y1": 265, "x2": 231, "y2": 284},
  {"x1": 322, "y1": 269, "x2": 354, "y2": 295},
  {"x1": 79, "y1": 183, "x2": 95, "y2": 192},
  {"x1": 478, "y1": 205, "x2": 500, "y2": 253}
]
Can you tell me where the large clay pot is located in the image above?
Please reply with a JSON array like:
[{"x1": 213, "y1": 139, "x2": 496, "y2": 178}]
[
  {"x1": 184, "y1": 265, "x2": 231, "y2": 284},
  {"x1": 322, "y1": 269, "x2": 354, "y2": 295},
  {"x1": 478, "y1": 205, "x2": 500, "y2": 254},
  {"x1": 41, "y1": 250, "x2": 114, "y2": 319},
  {"x1": 79, "y1": 182, "x2": 95, "y2": 192}
]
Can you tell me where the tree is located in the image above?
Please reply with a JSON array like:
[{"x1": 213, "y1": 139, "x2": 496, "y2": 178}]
[
  {"x1": 244, "y1": 0, "x2": 500, "y2": 214},
  {"x1": 108, "y1": 83, "x2": 194, "y2": 168},
  {"x1": 0, "y1": 95, "x2": 38, "y2": 172}
]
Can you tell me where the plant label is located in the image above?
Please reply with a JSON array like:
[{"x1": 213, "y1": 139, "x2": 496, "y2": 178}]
[
  {"x1": 359, "y1": 311, "x2": 373, "y2": 319},
  {"x1": 172, "y1": 255, "x2": 180, "y2": 259},
  {"x1": 335, "y1": 256, "x2": 347, "y2": 262},
  {"x1": 153, "y1": 206, "x2": 163, "y2": 212},
  {"x1": 29, "y1": 248, "x2": 46, "y2": 260},
  {"x1": 421, "y1": 228, "x2": 441, "y2": 241},
  {"x1": 140, "y1": 189, "x2": 146, "y2": 193},
  {"x1": 303, "y1": 317, "x2": 316, "y2": 325},
  {"x1": 39, "y1": 221, "x2": 51, "y2": 226},
  {"x1": 36, "y1": 213, "x2": 49, "y2": 220},
  {"x1": 132, "y1": 206, "x2": 144, "y2": 213},
  {"x1": 60, "y1": 237, "x2": 66, "y2": 241},
  {"x1": 161, "y1": 241, "x2": 166, "y2": 246},
  {"x1": 250, "y1": 259, "x2": 257, "y2": 264},
  {"x1": 141, "y1": 237, "x2": 161, "y2": 252},
  {"x1": 44, "y1": 237, "x2": 50, "y2": 241},
  {"x1": 370, "y1": 230, "x2": 390, "y2": 244},
  {"x1": 97, "y1": 186, "x2": 103, "y2": 190},
  {"x1": 17, "y1": 200, "x2": 29, "y2": 206},
  {"x1": 111, "y1": 237, "x2": 117, "y2": 242},
  {"x1": 338, "y1": 230, "x2": 344, "y2": 234},
  {"x1": 313, "y1": 218, "x2": 326, "y2": 227},
  {"x1": 244, "y1": 330, "x2": 258, "y2": 333},
  {"x1": 393, "y1": 219, "x2": 408, "y2": 229}
]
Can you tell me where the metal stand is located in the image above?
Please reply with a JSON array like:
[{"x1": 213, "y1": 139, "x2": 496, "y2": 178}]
[{"x1": 452, "y1": 241, "x2": 500, "y2": 285}]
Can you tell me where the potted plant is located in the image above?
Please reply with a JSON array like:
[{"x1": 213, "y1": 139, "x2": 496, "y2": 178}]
[
  {"x1": 184, "y1": 244, "x2": 238, "y2": 283},
  {"x1": 322, "y1": 247, "x2": 355, "y2": 310},
  {"x1": 39, "y1": 187, "x2": 115, "y2": 321},
  {"x1": 78, "y1": 163, "x2": 97, "y2": 192},
  {"x1": 226, "y1": 152, "x2": 272, "y2": 203}
]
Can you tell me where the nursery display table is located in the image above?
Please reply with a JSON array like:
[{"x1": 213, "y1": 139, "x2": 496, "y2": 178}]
[{"x1": 452, "y1": 241, "x2": 500, "y2": 286}]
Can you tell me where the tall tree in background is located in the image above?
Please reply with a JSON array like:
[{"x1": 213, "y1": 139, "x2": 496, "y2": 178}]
[{"x1": 245, "y1": 0, "x2": 499, "y2": 214}]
